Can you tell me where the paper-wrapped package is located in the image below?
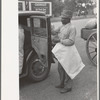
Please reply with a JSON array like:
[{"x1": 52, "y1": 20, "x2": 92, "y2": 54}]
[{"x1": 52, "y1": 43, "x2": 85, "y2": 79}]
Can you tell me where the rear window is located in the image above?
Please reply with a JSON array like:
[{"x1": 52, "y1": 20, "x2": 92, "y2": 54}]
[{"x1": 33, "y1": 18, "x2": 47, "y2": 37}]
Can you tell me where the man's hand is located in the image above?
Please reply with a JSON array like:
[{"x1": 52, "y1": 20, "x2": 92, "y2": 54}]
[
  {"x1": 60, "y1": 39, "x2": 74, "y2": 46},
  {"x1": 51, "y1": 35, "x2": 60, "y2": 46},
  {"x1": 52, "y1": 35, "x2": 60, "y2": 43}
]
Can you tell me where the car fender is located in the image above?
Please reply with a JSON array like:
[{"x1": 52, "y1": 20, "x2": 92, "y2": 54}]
[{"x1": 26, "y1": 46, "x2": 42, "y2": 65}]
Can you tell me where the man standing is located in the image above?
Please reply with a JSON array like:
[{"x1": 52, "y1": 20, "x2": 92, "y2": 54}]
[{"x1": 52, "y1": 10, "x2": 85, "y2": 93}]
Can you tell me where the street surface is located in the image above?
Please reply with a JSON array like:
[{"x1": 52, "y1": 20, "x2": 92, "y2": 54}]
[{"x1": 20, "y1": 18, "x2": 97, "y2": 100}]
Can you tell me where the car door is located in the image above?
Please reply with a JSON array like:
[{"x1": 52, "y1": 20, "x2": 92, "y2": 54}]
[{"x1": 30, "y1": 16, "x2": 48, "y2": 67}]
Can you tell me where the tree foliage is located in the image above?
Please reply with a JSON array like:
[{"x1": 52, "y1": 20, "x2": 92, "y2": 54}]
[
  {"x1": 44, "y1": 0, "x2": 95, "y2": 16},
  {"x1": 44, "y1": 0, "x2": 64, "y2": 16},
  {"x1": 64, "y1": 0, "x2": 95, "y2": 15},
  {"x1": 64, "y1": 0, "x2": 77, "y2": 12}
]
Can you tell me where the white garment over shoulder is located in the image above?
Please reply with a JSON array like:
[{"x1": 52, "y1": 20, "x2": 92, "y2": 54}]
[{"x1": 52, "y1": 43, "x2": 85, "y2": 79}]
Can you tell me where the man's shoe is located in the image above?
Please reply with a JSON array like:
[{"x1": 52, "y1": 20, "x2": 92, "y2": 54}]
[
  {"x1": 55, "y1": 85, "x2": 64, "y2": 88},
  {"x1": 60, "y1": 88, "x2": 72, "y2": 93}
]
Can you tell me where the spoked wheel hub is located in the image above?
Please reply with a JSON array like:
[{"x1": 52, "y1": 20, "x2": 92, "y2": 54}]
[
  {"x1": 28, "y1": 55, "x2": 51, "y2": 82},
  {"x1": 86, "y1": 32, "x2": 97, "y2": 66},
  {"x1": 31, "y1": 59, "x2": 46, "y2": 76}
]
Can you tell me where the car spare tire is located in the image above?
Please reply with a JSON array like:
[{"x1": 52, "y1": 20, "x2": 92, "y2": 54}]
[{"x1": 28, "y1": 55, "x2": 51, "y2": 82}]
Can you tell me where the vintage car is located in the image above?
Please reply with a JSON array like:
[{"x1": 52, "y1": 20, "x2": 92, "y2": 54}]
[{"x1": 19, "y1": 11, "x2": 54, "y2": 82}]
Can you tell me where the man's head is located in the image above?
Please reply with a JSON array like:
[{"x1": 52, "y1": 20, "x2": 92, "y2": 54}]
[
  {"x1": 61, "y1": 18, "x2": 71, "y2": 25},
  {"x1": 61, "y1": 10, "x2": 73, "y2": 25}
]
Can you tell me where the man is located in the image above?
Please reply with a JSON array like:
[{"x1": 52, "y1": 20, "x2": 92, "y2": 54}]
[{"x1": 52, "y1": 10, "x2": 85, "y2": 93}]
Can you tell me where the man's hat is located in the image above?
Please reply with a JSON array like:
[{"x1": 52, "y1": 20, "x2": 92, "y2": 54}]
[{"x1": 61, "y1": 10, "x2": 73, "y2": 19}]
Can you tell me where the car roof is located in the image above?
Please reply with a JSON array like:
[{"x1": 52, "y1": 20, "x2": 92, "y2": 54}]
[{"x1": 19, "y1": 11, "x2": 45, "y2": 17}]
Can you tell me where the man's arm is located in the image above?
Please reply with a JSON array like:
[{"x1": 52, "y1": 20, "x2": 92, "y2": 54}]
[
  {"x1": 60, "y1": 26, "x2": 76, "y2": 46},
  {"x1": 51, "y1": 26, "x2": 61, "y2": 45},
  {"x1": 60, "y1": 39, "x2": 74, "y2": 46}
]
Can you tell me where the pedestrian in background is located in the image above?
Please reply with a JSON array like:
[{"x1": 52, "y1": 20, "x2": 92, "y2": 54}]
[{"x1": 52, "y1": 10, "x2": 85, "y2": 93}]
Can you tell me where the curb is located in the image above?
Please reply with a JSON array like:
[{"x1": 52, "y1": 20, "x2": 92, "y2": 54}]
[{"x1": 51, "y1": 16, "x2": 95, "y2": 23}]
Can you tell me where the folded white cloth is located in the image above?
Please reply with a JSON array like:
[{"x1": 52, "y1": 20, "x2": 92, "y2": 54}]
[
  {"x1": 19, "y1": 26, "x2": 24, "y2": 74},
  {"x1": 85, "y1": 18, "x2": 97, "y2": 29},
  {"x1": 52, "y1": 43, "x2": 85, "y2": 79},
  {"x1": 19, "y1": 52, "x2": 24, "y2": 74}
]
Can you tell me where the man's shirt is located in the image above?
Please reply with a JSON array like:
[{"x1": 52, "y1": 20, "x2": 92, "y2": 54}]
[{"x1": 55, "y1": 23, "x2": 76, "y2": 42}]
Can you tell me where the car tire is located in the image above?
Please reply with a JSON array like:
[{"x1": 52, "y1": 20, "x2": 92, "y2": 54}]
[{"x1": 28, "y1": 55, "x2": 51, "y2": 82}]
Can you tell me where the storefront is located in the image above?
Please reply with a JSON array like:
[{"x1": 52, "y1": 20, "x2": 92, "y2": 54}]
[{"x1": 18, "y1": 0, "x2": 52, "y2": 16}]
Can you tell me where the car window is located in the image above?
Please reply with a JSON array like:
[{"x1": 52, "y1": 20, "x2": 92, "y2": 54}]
[
  {"x1": 34, "y1": 18, "x2": 41, "y2": 28},
  {"x1": 33, "y1": 18, "x2": 46, "y2": 28},
  {"x1": 27, "y1": 18, "x2": 31, "y2": 27},
  {"x1": 33, "y1": 18, "x2": 47, "y2": 37}
]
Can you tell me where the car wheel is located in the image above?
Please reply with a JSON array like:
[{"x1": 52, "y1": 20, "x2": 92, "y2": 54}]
[{"x1": 28, "y1": 55, "x2": 51, "y2": 82}]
